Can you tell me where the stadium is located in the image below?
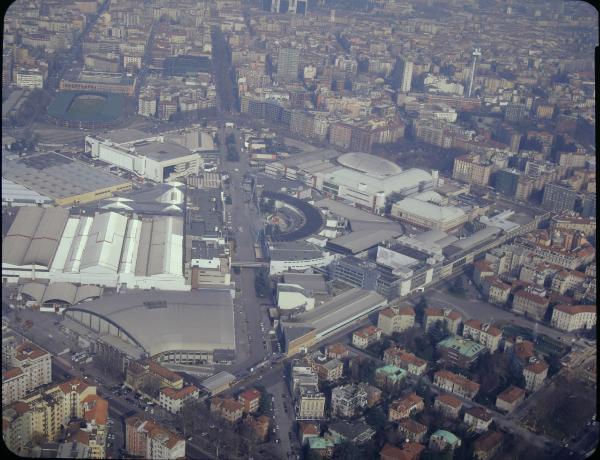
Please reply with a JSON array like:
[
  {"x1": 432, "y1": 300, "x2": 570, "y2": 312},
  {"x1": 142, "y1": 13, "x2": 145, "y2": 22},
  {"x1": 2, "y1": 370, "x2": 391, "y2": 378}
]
[{"x1": 46, "y1": 90, "x2": 126, "y2": 128}]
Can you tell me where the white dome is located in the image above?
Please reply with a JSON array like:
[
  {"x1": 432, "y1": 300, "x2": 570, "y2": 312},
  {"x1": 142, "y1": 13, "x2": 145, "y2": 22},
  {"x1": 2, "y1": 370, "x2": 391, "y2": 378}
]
[{"x1": 337, "y1": 152, "x2": 402, "y2": 177}]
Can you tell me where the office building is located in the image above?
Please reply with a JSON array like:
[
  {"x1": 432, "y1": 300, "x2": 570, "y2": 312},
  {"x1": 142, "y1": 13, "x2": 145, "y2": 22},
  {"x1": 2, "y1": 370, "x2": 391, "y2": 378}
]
[
  {"x1": 276, "y1": 47, "x2": 300, "y2": 82},
  {"x1": 542, "y1": 183, "x2": 577, "y2": 213}
]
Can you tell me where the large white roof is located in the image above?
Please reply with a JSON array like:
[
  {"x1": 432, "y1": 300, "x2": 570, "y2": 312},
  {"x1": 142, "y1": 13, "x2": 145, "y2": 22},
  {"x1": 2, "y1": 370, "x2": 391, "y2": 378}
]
[
  {"x1": 393, "y1": 197, "x2": 466, "y2": 223},
  {"x1": 322, "y1": 167, "x2": 433, "y2": 196},
  {"x1": 337, "y1": 152, "x2": 402, "y2": 177}
]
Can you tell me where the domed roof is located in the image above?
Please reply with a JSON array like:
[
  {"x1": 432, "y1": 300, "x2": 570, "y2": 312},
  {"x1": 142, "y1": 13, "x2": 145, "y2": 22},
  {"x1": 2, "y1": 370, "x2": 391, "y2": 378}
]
[{"x1": 337, "y1": 152, "x2": 402, "y2": 177}]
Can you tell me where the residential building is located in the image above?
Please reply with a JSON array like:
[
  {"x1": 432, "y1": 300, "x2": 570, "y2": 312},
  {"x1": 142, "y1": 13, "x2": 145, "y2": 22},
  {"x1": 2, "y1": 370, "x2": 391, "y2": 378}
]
[
  {"x1": 2, "y1": 401, "x2": 33, "y2": 455},
  {"x1": 377, "y1": 305, "x2": 416, "y2": 335},
  {"x1": 2, "y1": 368, "x2": 27, "y2": 406},
  {"x1": 512, "y1": 290, "x2": 550, "y2": 320},
  {"x1": 210, "y1": 397, "x2": 244, "y2": 423},
  {"x1": 482, "y1": 276, "x2": 511, "y2": 306},
  {"x1": 352, "y1": 325, "x2": 382, "y2": 349},
  {"x1": 158, "y1": 385, "x2": 200, "y2": 414},
  {"x1": 463, "y1": 407, "x2": 493, "y2": 433},
  {"x1": 375, "y1": 365, "x2": 407, "y2": 392},
  {"x1": 383, "y1": 346, "x2": 427, "y2": 376},
  {"x1": 434, "y1": 393, "x2": 463, "y2": 419},
  {"x1": 433, "y1": 370, "x2": 480, "y2": 400},
  {"x1": 125, "y1": 415, "x2": 185, "y2": 459},
  {"x1": 436, "y1": 336, "x2": 487, "y2": 369},
  {"x1": 542, "y1": 183, "x2": 577, "y2": 213},
  {"x1": 523, "y1": 359, "x2": 549, "y2": 392},
  {"x1": 429, "y1": 430, "x2": 461, "y2": 452},
  {"x1": 462, "y1": 320, "x2": 502, "y2": 353},
  {"x1": 551, "y1": 270, "x2": 587, "y2": 295},
  {"x1": 5, "y1": 341, "x2": 52, "y2": 403},
  {"x1": 423, "y1": 308, "x2": 462, "y2": 334},
  {"x1": 330, "y1": 383, "x2": 368, "y2": 418},
  {"x1": 388, "y1": 393, "x2": 424, "y2": 422},
  {"x1": 472, "y1": 431, "x2": 503, "y2": 460},
  {"x1": 551, "y1": 304, "x2": 596, "y2": 332},
  {"x1": 397, "y1": 418, "x2": 427, "y2": 443},
  {"x1": 379, "y1": 442, "x2": 425, "y2": 460},
  {"x1": 495, "y1": 386, "x2": 525, "y2": 413},
  {"x1": 297, "y1": 387, "x2": 326, "y2": 420},
  {"x1": 238, "y1": 388, "x2": 262, "y2": 414},
  {"x1": 326, "y1": 419, "x2": 376, "y2": 445},
  {"x1": 308, "y1": 352, "x2": 344, "y2": 382},
  {"x1": 326, "y1": 343, "x2": 350, "y2": 360},
  {"x1": 299, "y1": 423, "x2": 320, "y2": 445},
  {"x1": 452, "y1": 153, "x2": 493, "y2": 187},
  {"x1": 365, "y1": 384, "x2": 382, "y2": 407}
]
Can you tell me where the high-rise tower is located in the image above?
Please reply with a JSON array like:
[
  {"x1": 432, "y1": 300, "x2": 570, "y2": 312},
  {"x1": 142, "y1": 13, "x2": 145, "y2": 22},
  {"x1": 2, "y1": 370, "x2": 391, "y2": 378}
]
[{"x1": 468, "y1": 48, "x2": 481, "y2": 98}]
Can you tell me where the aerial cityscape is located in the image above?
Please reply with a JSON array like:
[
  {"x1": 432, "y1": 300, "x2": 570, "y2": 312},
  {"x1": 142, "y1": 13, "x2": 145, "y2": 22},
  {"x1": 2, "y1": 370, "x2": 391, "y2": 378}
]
[{"x1": 1, "y1": 0, "x2": 597, "y2": 459}]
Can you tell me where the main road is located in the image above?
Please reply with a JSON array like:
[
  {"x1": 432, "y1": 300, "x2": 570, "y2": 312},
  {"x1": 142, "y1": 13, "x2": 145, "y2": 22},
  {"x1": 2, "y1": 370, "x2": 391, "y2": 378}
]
[{"x1": 218, "y1": 124, "x2": 273, "y2": 376}]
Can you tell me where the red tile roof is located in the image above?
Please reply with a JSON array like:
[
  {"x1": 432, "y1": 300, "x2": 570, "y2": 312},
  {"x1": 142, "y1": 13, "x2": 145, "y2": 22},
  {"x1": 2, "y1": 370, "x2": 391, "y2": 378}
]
[
  {"x1": 436, "y1": 393, "x2": 462, "y2": 408},
  {"x1": 496, "y1": 386, "x2": 525, "y2": 404}
]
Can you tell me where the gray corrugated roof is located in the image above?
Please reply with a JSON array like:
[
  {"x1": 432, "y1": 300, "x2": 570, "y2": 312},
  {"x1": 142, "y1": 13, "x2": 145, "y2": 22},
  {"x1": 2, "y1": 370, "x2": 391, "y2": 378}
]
[
  {"x1": 2, "y1": 207, "x2": 68, "y2": 267},
  {"x1": 66, "y1": 289, "x2": 235, "y2": 356},
  {"x1": 42, "y1": 282, "x2": 78, "y2": 305}
]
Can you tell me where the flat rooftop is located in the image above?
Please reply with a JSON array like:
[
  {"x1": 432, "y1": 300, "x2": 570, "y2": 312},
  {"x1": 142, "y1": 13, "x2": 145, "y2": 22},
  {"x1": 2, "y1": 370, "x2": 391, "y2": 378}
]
[
  {"x1": 132, "y1": 140, "x2": 194, "y2": 161},
  {"x1": 288, "y1": 288, "x2": 387, "y2": 337},
  {"x1": 2, "y1": 153, "x2": 130, "y2": 200}
]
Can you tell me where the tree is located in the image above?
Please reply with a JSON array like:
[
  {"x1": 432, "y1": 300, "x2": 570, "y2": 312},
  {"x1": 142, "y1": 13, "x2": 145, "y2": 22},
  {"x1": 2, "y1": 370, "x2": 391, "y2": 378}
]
[
  {"x1": 448, "y1": 277, "x2": 466, "y2": 297},
  {"x1": 364, "y1": 406, "x2": 387, "y2": 433},
  {"x1": 428, "y1": 319, "x2": 450, "y2": 345},
  {"x1": 414, "y1": 296, "x2": 428, "y2": 324},
  {"x1": 254, "y1": 268, "x2": 271, "y2": 298},
  {"x1": 333, "y1": 441, "x2": 362, "y2": 460}
]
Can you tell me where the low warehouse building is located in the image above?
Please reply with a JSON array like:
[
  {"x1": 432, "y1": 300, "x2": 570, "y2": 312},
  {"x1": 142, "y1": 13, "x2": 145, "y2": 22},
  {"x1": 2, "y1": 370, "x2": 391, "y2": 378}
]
[
  {"x1": 2, "y1": 207, "x2": 187, "y2": 290},
  {"x1": 2, "y1": 152, "x2": 132, "y2": 206}
]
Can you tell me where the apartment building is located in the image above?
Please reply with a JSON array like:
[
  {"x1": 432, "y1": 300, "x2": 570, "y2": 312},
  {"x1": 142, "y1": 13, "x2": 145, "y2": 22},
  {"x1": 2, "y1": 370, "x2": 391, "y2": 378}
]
[
  {"x1": 2, "y1": 367, "x2": 27, "y2": 406},
  {"x1": 397, "y1": 418, "x2": 427, "y2": 443},
  {"x1": 238, "y1": 388, "x2": 262, "y2": 414},
  {"x1": 3, "y1": 342, "x2": 52, "y2": 404},
  {"x1": 297, "y1": 388, "x2": 326, "y2": 420},
  {"x1": 437, "y1": 336, "x2": 487, "y2": 369},
  {"x1": 383, "y1": 346, "x2": 427, "y2": 376},
  {"x1": 125, "y1": 415, "x2": 185, "y2": 459},
  {"x1": 452, "y1": 153, "x2": 493, "y2": 186},
  {"x1": 512, "y1": 290, "x2": 550, "y2": 320},
  {"x1": 551, "y1": 304, "x2": 596, "y2": 332},
  {"x1": 423, "y1": 308, "x2": 462, "y2": 334},
  {"x1": 433, "y1": 370, "x2": 480, "y2": 400},
  {"x1": 2, "y1": 401, "x2": 33, "y2": 454},
  {"x1": 330, "y1": 383, "x2": 368, "y2": 418},
  {"x1": 434, "y1": 393, "x2": 463, "y2": 419},
  {"x1": 210, "y1": 397, "x2": 244, "y2": 423},
  {"x1": 352, "y1": 325, "x2": 382, "y2": 350},
  {"x1": 462, "y1": 320, "x2": 502, "y2": 353},
  {"x1": 388, "y1": 393, "x2": 424, "y2": 422},
  {"x1": 374, "y1": 365, "x2": 407, "y2": 392},
  {"x1": 377, "y1": 305, "x2": 416, "y2": 335},
  {"x1": 464, "y1": 407, "x2": 493, "y2": 433},
  {"x1": 6, "y1": 378, "x2": 101, "y2": 450},
  {"x1": 523, "y1": 359, "x2": 549, "y2": 392},
  {"x1": 495, "y1": 386, "x2": 525, "y2": 413},
  {"x1": 482, "y1": 276, "x2": 511, "y2": 306},
  {"x1": 159, "y1": 385, "x2": 200, "y2": 414},
  {"x1": 307, "y1": 352, "x2": 344, "y2": 382},
  {"x1": 551, "y1": 270, "x2": 587, "y2": 295}
]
